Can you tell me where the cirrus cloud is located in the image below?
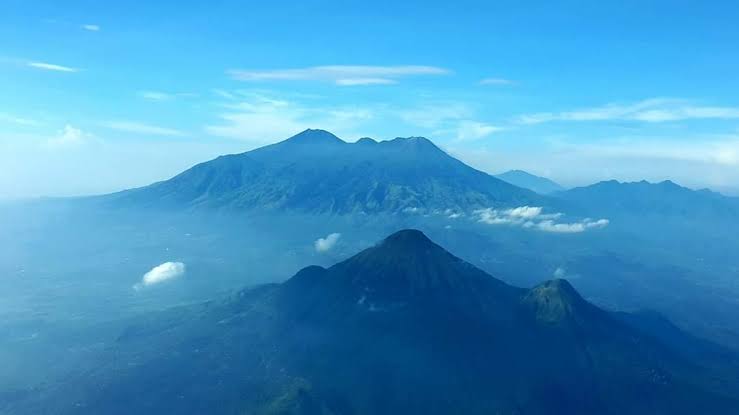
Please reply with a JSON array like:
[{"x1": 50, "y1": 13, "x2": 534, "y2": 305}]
[
  {"x1": 518, "y1": 98, "x2": 739, "y2": 125},
  {"x1": 105, "y1": 121, "x2": 185, "y2": 137},
  {"x1": 28, "y1": 62, "x2": 78, "y2": 72},
  {"x1": 479, "y1": 78, "x2": 516, "y2": 85},
  {"x1": 228, "y1": 65, "x2": 450, "y2": 86}
]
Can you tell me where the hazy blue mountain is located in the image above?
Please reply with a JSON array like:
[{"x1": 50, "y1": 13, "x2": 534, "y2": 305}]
[
  {"x1": 11, "y1": 230, "x2": 738, "y2": 415},
  {"x1": 496, "y1": 169, "x2": 565, "y2": 194},
  {"x1": 558, "y1": 179, "x2": 739, "y2": 220},
  {"x1": 107, "y1": 129, "x2": 541, "y2": 214}
]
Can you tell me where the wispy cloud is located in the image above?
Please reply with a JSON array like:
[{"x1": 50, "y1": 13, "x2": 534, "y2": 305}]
[
  {"x1": 553, "y1": 267, "x2": 567, "y2": 278},
  {"x1": 138, "y1": 91, "x2": 172, "y2": 101},
  {"x1": 518, "y1": 98, "x2": 739, "y2": 124},
  {"x1": 28, "y1": 62, "x2": 78, "y2": 72},
  {"x1": 453, "y1": 121, "x2": 503, "y2": 141},
  {"x1": 229, "y1": 65, "x2": 450, "y2": 86},
  {"x1": 82, "y1": 24, "x2": 100, "y2": 31},
  {"x1": 398, "y1": 103, "x2": 501, "y2": 141},
  {"x1": 137, "y1": 91, "x2": 197, "y2": 101},
  {"x1": 480, "y1": 78, "x2": 516, "y2": 85},
  {"x1": 315, "y1": 233, "x2": 341, "y2": 252},
  {"x1": 0, "y1": 113, "x2": 39, "y2": 126},
  {"x1": 335, "y1": 78, "x2": 398, "y2": 86},
  {"x1": 134, "y1": 262, "x2": 185, "y2": 290},
  {"x1": 562, "y1": 135, "x2": 739, "y2": 166},
  {"x1": 205, "y1": 93, "x2": 372, "y2": 144},
  {"x1": 46, "y1": 125, "x2": 90, "y2": 147},
  {"x1": 106, "y1": 121, "x2": 185, "y2": 137},
  {"x1": 476, "y1": 206, "x2": 608, "y2": 233},
  {"x1": 398, "y1": 103, "x2": 471, "y2": 129}
]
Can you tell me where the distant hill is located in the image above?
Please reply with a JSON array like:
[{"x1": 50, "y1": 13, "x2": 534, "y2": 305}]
[
  {"x1": 13, "y1": 230, "x2": 738, "y2": 414},
  {"x1": 106, "y1": 129, "x2": 541, "y2": 214},
  {"x1": 496, "y1": 169, "x2": 565, "y2": 194},
  {"x1": 558, "y1": 179, "x2": 739, "y2": 220}
]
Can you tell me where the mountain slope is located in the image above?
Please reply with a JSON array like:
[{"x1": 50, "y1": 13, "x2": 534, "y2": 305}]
[
  {"x1": 107, "y1": 129, "x2": 541, "y2": 214},
  {"x1": 10, "y1": 230, "x2": 739, "y2": 415},
  {"x1": 558, "y1": 179, "x2": 739, "y2": 219},
  {"x1": 496, "y1": 169, "x2": 565, "y2": 194}
]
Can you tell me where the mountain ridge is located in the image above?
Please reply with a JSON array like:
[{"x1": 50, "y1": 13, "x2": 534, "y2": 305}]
[
  {"x1": 558, "y1": 178, "x2": 739, "y2": 220},
  {"x1": 496, "y1": 169, "x2": 565, "y2": 194},
  {"x1": 105, "y1": 129, "x2": 542, "y2": 214}
]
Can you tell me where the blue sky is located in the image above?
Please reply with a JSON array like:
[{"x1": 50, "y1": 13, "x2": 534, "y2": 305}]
[{"x1": 2, "y1": 0, "x2": 739, "y2": 198}]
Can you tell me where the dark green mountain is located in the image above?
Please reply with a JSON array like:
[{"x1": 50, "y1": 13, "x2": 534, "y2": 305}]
[
  {"x1": 107, "y1": 129, "x2": 540, "y2": 214},
  {"x1": 496, "y1": 169, "x2": 565, "y2": 194},
  {"x1": 12, "y1": 230, "x2": 739, "y2": 415}
]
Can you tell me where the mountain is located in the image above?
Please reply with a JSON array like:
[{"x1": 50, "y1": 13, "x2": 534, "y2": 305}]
[
  {"x1": 558, "y1": 179, "x2": 739, "y2": 221},
  {"x1": 107, "y1": 129, "x2": 541, "y2": 214},
  {"x1": 496, "y1": 169, "x2": 565, "y2": 194},
  {"x1": 10, "y1": 230, "x2": 739, "y2": 415}
]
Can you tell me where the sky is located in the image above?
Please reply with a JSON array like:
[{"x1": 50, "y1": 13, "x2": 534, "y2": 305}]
[{"x1": 1, "y1": 0, "x2": 739, "y2": 198}]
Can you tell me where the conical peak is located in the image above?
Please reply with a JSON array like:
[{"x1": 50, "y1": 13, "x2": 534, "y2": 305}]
[
  {"x1": 285, "y1": 129, "x2": 345, "y2": 144},
  {"x1": 523, "y1": 279, "x2": 591, "y2": 325},
  {"x1": 378, "y1": 229, "x2": 436, "y2": 251}
]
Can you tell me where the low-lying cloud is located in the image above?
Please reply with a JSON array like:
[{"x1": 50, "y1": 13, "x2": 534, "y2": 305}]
[
  {"x1": 315, "y1": 233, "x2": 341, "y2": 253},
  {"x1": 476, "y1": 206, "x2": 608, "y2": 233},
  {"x1": 134, "y1": 261, "x2": 186, "y2": 290}
]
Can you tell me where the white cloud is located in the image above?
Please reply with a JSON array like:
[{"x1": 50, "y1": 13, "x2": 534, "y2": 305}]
[
  {"x1": 134, "y1": 262, "x2": 185, "y2": 290},
  {"x1": 479, "y1": 78, "x2": 516, "y2": 85},
  {"x1": 28, "y1": 62, "x2": 78, "y2": 72},
  {"x1": 82, "y1": 24, "x2": 100, "y2": 31},
  {"x1": 553, "y1": 267, "x2": 566, "y2": 278},
  {"x1": 315, "y1": 233, "x2": 341, "y2": 253},
  {"x1": 397, "y1": 103, "x2": 501, "y2": 141},
  {"x1": 454, "y1": 121, "x2": 503, "y2": 141},
  {"x1": 505, "y1": 206, "x2": 543, "y2": 219},
  {"x1": 476, "y1": 206, "x2": 608, "y2": 233},
  {"x1": 138, "y1": 91, "x2": 172, "y2": 101},
  {"x1": 535, "y1": 218, "x2": 609, "y2": 233},
  {"x1": 205, "y1": 93, "x2": 372, "y2": 145},
  {"x1": 137, "y1": 91, "x2": 197, "y2": 101},
  {"x1": 561, "y1": 135, "x2": 739, "y2": 167},
  {"x1": 0, "y1": 113, "x2": 38, "y2": 126},
  {"x1": 229, "y1": 65, "x2": 449, "y2": 85},
  {"x1": 106, "y1": 121, "x2": 185, "y2": 137},
  {"x1": 46, "y1": 124, "x2": 90, "y2": 147},
  {"x1": 398, "y1": 103, "x2": 471, "y2": 129},
  {"x1": 335, "y1": 78, "x2": 397, "y2": 86},
  {"x1": 518, "y1": 98, "x2": 739, "y2": 124}
]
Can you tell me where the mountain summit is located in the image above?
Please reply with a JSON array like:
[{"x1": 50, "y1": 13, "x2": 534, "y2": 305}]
[
  {"x1": 283, "y1": 229, "x2": 522, "y2": 319},
  {"x1": 108, "y1": 129, "x2": 541, "y2": 214},
  {"x1": 18, "y1": 230, "x2": 738, "y2": 415},
  {"x1": 283, "y1": 128, "x2": 344, "y2": 144}
]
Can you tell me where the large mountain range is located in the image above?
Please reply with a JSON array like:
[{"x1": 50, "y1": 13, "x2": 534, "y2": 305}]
[
  {"x1": 105, "y1": 129, "x2": 739, "y2": 224},
  {"x1": 107, "y1": 129, "x2": 541, "y2": 214},
  {"x1": 11, "y1": 230, "x2": 738, "y2": 415}
]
